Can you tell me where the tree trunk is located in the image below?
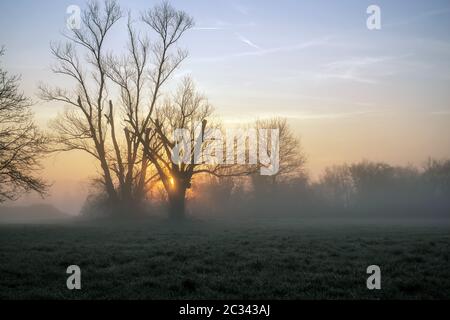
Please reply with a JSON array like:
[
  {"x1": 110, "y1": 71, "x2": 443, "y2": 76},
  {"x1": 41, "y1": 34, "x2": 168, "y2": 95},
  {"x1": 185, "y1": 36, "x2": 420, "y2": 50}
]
[{"x1": 168, "y1": 187, "x2": 187, "y2": 220}]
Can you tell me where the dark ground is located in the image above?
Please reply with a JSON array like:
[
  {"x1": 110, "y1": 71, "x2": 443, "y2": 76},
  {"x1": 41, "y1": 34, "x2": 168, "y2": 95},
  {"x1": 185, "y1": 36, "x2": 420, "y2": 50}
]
[{"x1": 0, "y1": 218, "x2": 449, "y2": 299}]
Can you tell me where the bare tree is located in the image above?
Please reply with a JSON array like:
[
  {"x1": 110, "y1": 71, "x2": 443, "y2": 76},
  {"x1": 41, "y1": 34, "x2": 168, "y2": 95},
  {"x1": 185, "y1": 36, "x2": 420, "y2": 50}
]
[
  {"x1": 41, "y1": 1, "x2": 254, "y2": 219},
  {"x1": 102, "y1": 14, "x2": 151, "y2": 208},
  {"x1": 142, "y1": 78, "x2": 255, "y2": 219},
  {"x1": 40, "y1": 0, "x2": 123, "y2": 210},
  {"x1": 251, "y1": 118, "x2": 306, "y2": 195},
  {"x1": 40, "y1": 1, "x2": 193, "y2": 216},
  {"x1": 117, "y1": 1, "x2": 194, "y2": 206},
  {"x1": 0, "y1": 47, "x2": 48, "y2": 202},
  {"x1": 142, "y1": 78, "x2": 213, "y2": 219},
  {"x1": 318, "y1": 165, "x2": 354, "y2": 208}
]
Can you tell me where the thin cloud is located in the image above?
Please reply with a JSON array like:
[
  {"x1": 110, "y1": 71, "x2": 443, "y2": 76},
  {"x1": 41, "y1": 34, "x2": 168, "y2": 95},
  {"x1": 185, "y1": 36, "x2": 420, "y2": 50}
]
[
  {"x1": 324, "y1": 56, "x2": 395, "y2": 69},
  {"x1": 222, "y1": 110, "x2": 380, "y2": 124},
  {"x1": 192, "y1": 21, "x2": 256, "y2": 31},
  {"x1": 236, "y1": 33, "x2": 261, "y2": 50},
  {"x1": 192, "y1": 27, "x2": 224, "y2": 31},
  {"x1": 385, "y1": 7, "x2": 450, "y2": 28},
  {"x1": 430, "y1": 110, "x2": 450, "y2": 116},
  {"x1": 294, "y1": 94, "x2": 375, "y2": 108},
  {"x1": 290, "y1": 110, "x2": 380, "y2": 120},
  {"x1": 232, "y1": 3, "x2": 249, "y2": 15},
  {"x1": 315, "y1": 72, "x2": 378, "y2": 84},
  {"x1": 196, "y1": 37, "x2": 332, "y2": 62},
  {"x1": 315, "y1": 56, "x2": 402, "y2": 84}
]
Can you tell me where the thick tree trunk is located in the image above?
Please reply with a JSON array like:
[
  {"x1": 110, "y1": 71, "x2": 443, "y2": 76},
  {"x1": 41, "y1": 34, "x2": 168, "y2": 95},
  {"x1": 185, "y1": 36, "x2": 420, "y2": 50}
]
[
  {"x1": 168, "y1": 187, "x2": 187, "y2": 220},
  {"x1": 101, "y1": 162, "x2": 118, "y2": 202}
]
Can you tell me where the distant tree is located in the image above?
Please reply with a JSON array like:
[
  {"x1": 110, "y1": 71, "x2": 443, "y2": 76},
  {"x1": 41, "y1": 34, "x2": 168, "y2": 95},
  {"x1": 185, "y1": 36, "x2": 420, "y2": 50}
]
[
  {"x1": 347, "y1": 161, "x2": 420, "y2": 212},
  {"x1": 251, "y1": 118, "x2": 306, "y2": 196},
  {"x1": 318, "y1": 165, "x2": 354, "y2": 208},
  {"x1": 423, "y1": 158, "x2": 450, "y2": 195},
  {"x1": 0, "y1": 47, "x2": 48, "y2": 202},
  {"x1": 422, "y1": 159, "x2": 450, "y2": 212},
  {"x1": 316, "y1": 161, "x2": 429, "y2": 214},
  {"x1": 348, "y1": 161, "x2": 394, "y2": 207}
]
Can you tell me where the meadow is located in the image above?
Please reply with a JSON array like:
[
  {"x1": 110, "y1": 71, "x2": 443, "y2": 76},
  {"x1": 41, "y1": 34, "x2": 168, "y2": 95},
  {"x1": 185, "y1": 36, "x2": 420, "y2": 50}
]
[{"x1": 0, "y1": 218, "x2": 449, "y2": 300}]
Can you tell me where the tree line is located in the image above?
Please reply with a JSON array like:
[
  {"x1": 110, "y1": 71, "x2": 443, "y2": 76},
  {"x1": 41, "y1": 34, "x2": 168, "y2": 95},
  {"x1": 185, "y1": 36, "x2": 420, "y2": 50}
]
[
  {"x1": 189, "y1": 159, "x2": 450, "y2": 219},
  {"x1": 1, "y1": 1, "x2": 449, "y2": 220}
]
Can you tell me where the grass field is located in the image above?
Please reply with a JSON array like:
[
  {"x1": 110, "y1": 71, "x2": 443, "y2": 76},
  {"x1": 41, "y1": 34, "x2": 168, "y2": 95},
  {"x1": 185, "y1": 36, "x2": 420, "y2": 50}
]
[{"x1": 0, "y1": 218, "x2": 449, "y2": 299}]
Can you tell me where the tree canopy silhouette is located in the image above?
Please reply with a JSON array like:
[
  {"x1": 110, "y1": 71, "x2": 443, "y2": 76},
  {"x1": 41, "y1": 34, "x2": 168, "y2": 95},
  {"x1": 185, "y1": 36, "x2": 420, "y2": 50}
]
[
  {"x1": 0, "y1": 47, "x2": 48, "y2": 202},
  {"x1": 40, "y1": 0, "x2": 194, "y2": 216}
]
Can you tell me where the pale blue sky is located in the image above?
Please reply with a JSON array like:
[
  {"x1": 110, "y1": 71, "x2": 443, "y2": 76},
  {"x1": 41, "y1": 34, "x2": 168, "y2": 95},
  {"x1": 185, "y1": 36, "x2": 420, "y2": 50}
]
[{"x1": 1, "y1": 0, "x2": 449, "y2": 120}]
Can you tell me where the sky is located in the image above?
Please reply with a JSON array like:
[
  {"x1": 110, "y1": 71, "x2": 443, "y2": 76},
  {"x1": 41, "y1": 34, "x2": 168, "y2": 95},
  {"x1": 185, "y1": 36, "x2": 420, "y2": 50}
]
[{"x1": 1, "y1": 0, "x2": 450, "y2": 213}]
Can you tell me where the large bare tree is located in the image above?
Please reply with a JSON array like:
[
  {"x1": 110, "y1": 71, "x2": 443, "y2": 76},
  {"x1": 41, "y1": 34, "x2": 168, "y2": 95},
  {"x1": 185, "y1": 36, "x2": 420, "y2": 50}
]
[
  {"x1": 40, "y1": 1, "x2": 193, "y2": 216},
  {"x1": 0, "y1": 47, "x2": 48, "y2": 202},
  {"x1": 40, "y1": 0, "x2": 122, "y2": 210},
  {"x1": 144, "y1": 78, "x2": 257, "y2": 219},
  {"x1": 142, "y1": 78, "x2": 213, "y2": 218}
]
